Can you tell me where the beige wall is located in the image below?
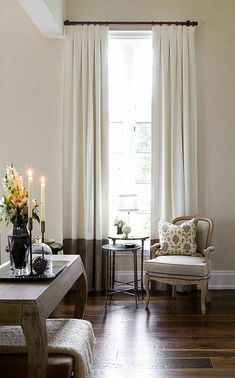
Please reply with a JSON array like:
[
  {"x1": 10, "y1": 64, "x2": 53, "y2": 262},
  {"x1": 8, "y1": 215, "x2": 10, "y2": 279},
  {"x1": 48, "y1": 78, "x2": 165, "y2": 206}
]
[
  {"x1": 67, "y1": 0, "x2": 235, "y2": 270},
  {"x1": 0, "y1": 0, "x2": 64, "y2": 262},
  {"x1": 0, "y1": 0, "x2": 235, "y2": 270}
]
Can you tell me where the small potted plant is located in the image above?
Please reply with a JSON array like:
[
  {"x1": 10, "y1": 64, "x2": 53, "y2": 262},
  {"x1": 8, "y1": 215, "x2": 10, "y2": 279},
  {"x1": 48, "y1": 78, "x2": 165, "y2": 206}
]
[{"x1": 113, "y1": 217, "x2": 125, "y2": 235}]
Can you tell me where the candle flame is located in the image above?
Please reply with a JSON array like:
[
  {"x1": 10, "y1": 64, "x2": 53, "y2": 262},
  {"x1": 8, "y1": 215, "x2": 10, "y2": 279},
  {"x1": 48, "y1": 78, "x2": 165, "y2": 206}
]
[
  {"x1": 41, "y1": 176, "x2": 45, "y2": 184},
  {"x1": 28, "y1": 169, "x2": 32, "y2": 177}
]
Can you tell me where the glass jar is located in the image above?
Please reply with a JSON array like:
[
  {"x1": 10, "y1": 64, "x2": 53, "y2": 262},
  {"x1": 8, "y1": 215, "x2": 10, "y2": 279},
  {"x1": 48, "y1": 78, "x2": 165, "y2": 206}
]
[{"x1": 30, "y1": 236, "x2": 53, "y2": 276}]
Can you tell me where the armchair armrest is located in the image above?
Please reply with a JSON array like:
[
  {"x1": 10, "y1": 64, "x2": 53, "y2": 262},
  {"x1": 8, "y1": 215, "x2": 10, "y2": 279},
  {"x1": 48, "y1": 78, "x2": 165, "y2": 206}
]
[
  {"x1": 150, "y1": 243, "x2": 161, "y2": 258},
  {"x1": 202, "y1": 246, "x2": 215, "y2": 262}
]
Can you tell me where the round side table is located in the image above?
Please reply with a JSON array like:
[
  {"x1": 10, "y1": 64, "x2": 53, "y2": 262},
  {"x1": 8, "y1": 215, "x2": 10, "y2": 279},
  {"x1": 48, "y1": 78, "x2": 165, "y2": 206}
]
[
  {"x1": 102, "y1": 243, "x2": 141, "y2": 308},
  {"x1": 108, "y1": 235, "x2": 149, "y2": 298}
]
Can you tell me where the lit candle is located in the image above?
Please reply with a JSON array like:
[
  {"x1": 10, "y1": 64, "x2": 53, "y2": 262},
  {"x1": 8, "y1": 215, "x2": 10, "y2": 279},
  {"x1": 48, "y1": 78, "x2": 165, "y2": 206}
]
[
  {"x1": 28, "y1": 169, "x2": 33, "y2": 220},
  {"x1": 41, "y1": 176, "x2": 45, "y2": 222}
]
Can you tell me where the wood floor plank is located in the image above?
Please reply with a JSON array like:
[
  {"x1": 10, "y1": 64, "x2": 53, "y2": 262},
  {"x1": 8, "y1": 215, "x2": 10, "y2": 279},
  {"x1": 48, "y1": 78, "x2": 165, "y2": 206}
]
[
  {"x1": 91, "y1": 369, "x2": 235, "y2": 378},
  {"x1": 211, "y1": 357, "x2": 235, "y2": 368},
  {"x1": 92, "y1": 357, "x2": 213, "y2": 369}
]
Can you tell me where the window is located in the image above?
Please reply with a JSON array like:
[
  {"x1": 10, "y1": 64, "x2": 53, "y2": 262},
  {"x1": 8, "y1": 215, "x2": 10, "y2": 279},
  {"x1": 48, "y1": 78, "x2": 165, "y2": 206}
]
[{"x1": 108, "y1": 32, "x2": 152, "y2": 235}]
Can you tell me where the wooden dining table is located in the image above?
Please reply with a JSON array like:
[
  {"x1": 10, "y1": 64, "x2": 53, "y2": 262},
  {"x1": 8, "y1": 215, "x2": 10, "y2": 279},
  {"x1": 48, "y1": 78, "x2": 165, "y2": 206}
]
[{"x1": 0, "y1": 254, "x2": 87, "y2": 378}]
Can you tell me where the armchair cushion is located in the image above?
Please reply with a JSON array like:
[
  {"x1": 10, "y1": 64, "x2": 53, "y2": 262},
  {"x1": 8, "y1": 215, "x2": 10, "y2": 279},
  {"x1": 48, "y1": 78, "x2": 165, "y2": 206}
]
[
  {"x1": 144, "y1": 255, "x2": 210, "y2": 277},
  {"x1": 157, "y1": 218, "x2": 201, "y2": 257}
]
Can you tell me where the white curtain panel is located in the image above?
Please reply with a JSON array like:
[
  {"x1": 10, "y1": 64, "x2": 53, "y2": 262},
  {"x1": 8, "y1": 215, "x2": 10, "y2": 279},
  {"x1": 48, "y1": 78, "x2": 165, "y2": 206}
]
[
  {"x1": 151, "y1": 25, "x2": 198, "y2": 239},
  {"x1": 63, "y1": 25, "x2": 109, "y2": 290}
]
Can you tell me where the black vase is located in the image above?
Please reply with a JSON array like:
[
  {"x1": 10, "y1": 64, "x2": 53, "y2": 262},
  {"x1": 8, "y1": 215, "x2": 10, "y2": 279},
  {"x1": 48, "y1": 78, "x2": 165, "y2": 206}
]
[{"x1": 8, "y1": 224, "x2": 30, "y2": 276}]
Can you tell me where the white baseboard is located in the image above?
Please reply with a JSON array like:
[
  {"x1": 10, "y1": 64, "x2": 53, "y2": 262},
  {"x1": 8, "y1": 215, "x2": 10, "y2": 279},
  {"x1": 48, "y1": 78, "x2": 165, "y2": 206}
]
[
  {"x1": 115, "y1": 270, "x2": 235, "y2": 290},
  {"x1": 209, "y1": 270, "x2": 235, "y2": 289}
]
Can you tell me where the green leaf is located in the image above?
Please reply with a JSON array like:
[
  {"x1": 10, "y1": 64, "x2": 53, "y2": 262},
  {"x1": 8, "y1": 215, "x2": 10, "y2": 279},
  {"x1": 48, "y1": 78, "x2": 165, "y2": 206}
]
[{"x1": 33, "y1": 213, "x2": 40, "y2": 223}]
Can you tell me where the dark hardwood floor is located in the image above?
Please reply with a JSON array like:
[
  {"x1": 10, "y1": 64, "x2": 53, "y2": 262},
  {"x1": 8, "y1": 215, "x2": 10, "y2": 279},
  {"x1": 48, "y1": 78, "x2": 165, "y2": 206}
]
[{"x1": 52, "y1": 289, "x2": 235, "y2": 377}]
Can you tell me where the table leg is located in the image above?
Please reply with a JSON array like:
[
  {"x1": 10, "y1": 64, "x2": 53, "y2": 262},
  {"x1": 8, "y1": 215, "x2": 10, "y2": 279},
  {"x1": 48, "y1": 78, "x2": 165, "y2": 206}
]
[
  {"x1": 21, "y1": 302, "x2": 48, "y2": 378},
  {"x1": 141, "y1": 240, "x2": 144, "y2": 298},
  {"x1": 112, "y1": 250, "x2": 116, "y2": 289},
  {"x1": 74, "y1": 271, "x2": 88, "y2": 319},
  {"x1": 105, "y1": 250, "x2": 109, "y2": 308},
  {"x1": 109, "y1": 251, "x2": 112, "y2": 289},
  {"x1": 109, "y1": 251, "x2": 113, "y2": 300},
  {"x1": 133, "y1": 249, "x2": 138, "y2": 308}
]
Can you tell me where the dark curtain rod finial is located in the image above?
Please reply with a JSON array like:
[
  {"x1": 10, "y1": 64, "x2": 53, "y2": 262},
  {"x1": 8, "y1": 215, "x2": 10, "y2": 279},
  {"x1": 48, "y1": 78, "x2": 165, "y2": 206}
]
[{"x1": 64, "y1": 19, "x2": 198, "y2": 27}]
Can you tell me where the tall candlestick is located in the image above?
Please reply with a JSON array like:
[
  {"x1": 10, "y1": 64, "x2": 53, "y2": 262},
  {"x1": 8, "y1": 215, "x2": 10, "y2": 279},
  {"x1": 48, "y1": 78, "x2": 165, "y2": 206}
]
[
  {"x1": 28, "y1": 169, "x2": 33, "y2": 221},
  {"x1": 41, "y1": 176, "x2": 45, "y2": 222},
  {"x1": 28, "y1": 217, "x2": 33, "y2": 275}
]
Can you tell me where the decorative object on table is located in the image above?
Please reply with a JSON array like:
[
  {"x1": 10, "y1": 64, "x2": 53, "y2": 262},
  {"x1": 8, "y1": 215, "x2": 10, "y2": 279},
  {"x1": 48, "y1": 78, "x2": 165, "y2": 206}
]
[
  {"x1": 7, "y1": 223, "x2": 30, "y2": 275},
  {"x1": 32, "y1": 237, "x2": 55, "y2": 246},
  {"x1": 50, "y1": 242, "x2": 63, "y2": 255},
  {"x1": 31, "y1": 236, "x2": 53, "y2": 276},
  {"x1": 0, "y1": 164, "x2": 40, "y2": 276},
  {"x1": 40, "y1": 176, "x2": 46, "y2": 242},
  {"x1": 118, "y1": 193, "x2": 139, "y2": 229},
  {"x1": 122, "y1": 224, "x2": 131, "y2": 238},
  {"x1": 27, "y1": 169, "x2": 33, "y2": 275},
  {"x1": 113, "y1": 217, "x2": 125, "y2": 234},
  {"x1": 123, "y1": 243, "x2": 138, "y2": 248},
  {"x1": 32, "y1": 256, "x2": 48, "y2": 274},
  {"x1": 0, "y1": 260, "x2": 68, "y2": 280}
]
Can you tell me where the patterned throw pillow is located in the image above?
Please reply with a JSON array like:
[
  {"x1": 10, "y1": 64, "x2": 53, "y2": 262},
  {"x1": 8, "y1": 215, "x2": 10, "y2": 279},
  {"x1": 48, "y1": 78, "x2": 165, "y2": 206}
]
[{"x1": 157, "y1": 218, "x2": 201, "y2": 256}]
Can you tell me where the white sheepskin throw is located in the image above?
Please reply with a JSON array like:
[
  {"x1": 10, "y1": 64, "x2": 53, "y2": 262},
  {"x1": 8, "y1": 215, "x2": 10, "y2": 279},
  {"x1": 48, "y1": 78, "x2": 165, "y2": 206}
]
[{"x1": 0, "y1": 319, "x2": 95, "y2": 378}]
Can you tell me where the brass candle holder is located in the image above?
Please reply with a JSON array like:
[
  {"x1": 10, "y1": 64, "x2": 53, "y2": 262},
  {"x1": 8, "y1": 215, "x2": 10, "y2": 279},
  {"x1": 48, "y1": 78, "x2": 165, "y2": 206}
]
[
  {"x1": 41, "y1": 221, "x2": 45, "y2": 243},
  {"x1": 28, "y1": 217, "x2": 33, "y2": 276}
]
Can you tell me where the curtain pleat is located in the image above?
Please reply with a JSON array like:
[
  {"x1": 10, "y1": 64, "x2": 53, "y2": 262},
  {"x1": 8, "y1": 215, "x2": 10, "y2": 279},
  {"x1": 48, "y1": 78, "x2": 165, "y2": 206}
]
[
  {"x1": 63, "y1": 25, "x2": 109, "y2": 291},
  {"x1": 151, "y1": 25, "x2": 198, "y2": 239}
]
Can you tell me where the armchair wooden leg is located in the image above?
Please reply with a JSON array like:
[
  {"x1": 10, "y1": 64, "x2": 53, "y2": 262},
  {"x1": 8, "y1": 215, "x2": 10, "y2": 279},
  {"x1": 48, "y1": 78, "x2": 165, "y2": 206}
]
[
  {"x1": 200, "y1": 280, "x2": 206, "y2": 315},
  {"x1": 206, "y1": 280, "x2": 211, "y2": 303},
  {"x1": 145, "y1": 274, "x2": 150, "y2": 310},
  {"x1": 172, "y1": 285, "x2": 176, "y2": 298}
]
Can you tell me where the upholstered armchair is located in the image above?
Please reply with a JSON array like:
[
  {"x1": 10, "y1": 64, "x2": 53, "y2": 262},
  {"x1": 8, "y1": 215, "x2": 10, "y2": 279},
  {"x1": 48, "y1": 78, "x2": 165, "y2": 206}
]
[{"x1": 144, "y1": 216, "x2": 215, "y2": 315}]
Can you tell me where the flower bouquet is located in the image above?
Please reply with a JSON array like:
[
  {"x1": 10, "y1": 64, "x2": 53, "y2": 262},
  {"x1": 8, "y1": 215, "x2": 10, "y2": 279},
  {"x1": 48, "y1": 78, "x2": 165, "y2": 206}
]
[
  {"x1": 0, "y1": 164, "x2": 39, "y2": 226},
  {"x1": 113, "y1": 217, "x2": 125, "y2": 235},
  {"x1": 0, "y1": 164, "x2": 39, "y2": 275}
]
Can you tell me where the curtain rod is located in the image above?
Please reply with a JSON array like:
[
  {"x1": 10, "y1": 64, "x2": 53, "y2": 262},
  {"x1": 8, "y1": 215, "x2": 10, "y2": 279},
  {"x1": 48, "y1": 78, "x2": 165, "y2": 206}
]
[{"x1": 64, "y1": 19, "x2": 198, "y2": 27}]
